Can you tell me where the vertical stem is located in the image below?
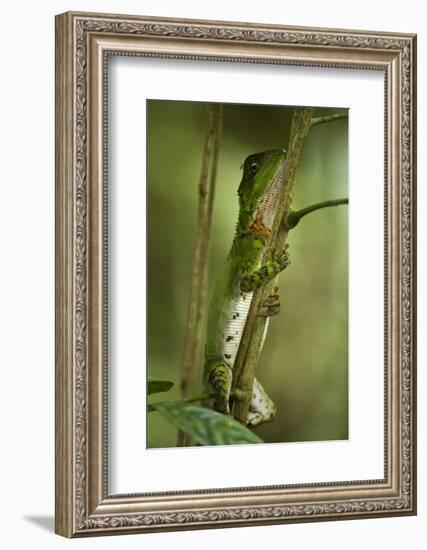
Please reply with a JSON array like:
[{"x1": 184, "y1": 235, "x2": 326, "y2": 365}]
[
  {"x1": 232, "y1": 107, "x2": 314, "y2": 424},
  {"x1": 177, "y1": 104, "x2": 223, "y2": 446}
]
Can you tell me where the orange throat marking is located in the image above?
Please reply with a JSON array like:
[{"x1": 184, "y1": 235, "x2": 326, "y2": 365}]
[{"x1": 250, "y1": 213, "x2": 271, "y2": 240}]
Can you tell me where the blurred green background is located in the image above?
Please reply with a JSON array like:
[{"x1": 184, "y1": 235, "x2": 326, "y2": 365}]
[{"x1": 147, "y1": 100, "x2": 348, "y2": 448}]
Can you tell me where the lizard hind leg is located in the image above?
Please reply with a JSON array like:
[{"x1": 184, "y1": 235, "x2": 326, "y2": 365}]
[
  {"x1": 246, "y1": 378, "x2": 276, "y2": 428},
  {"x1": 204, "y1": 358, "x2": 233, "y2": 416}
]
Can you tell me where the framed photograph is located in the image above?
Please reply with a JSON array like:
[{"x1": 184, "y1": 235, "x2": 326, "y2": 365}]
[{"x1": 55, "y1": 11, "x2": 417, "y2": 537}]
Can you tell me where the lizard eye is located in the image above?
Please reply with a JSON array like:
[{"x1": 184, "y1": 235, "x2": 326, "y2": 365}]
[{"x1": 249, "y1": 161, "x2": 259, "y2": 173}]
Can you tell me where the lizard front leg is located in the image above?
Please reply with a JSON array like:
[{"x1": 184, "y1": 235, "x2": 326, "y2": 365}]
[
  {"x1": 203, "y1": 358, "x2": 233, "y2": 416},
  {"x1": 258, "y1": 286, "x2": 281, "y2": 318},
  {"x1": 240, "y1": 247, "x2": 290, "y2": 293}
]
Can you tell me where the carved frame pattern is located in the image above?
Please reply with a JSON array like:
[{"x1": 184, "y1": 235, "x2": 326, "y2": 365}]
[{"x1": 55, "y1": 11, "x2": 416, "y2": 537}]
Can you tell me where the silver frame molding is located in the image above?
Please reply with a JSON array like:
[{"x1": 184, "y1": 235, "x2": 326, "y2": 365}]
[{"x1": 55, "y1": 11, "x2": 417, "y2": 538}]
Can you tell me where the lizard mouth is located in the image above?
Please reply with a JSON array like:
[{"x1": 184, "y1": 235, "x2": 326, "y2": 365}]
[{"x1": 250, "y1": 160, "x2": 286, "y2": 237}]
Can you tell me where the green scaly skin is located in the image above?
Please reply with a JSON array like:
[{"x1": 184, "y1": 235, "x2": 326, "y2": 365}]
[{"x1": 203, "y1": 149, "x2": 289, "y2": 427}]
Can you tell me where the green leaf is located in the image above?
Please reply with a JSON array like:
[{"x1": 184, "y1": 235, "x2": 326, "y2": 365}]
[
  {"x1": 147, "y1": 377, "x2": 174, "y2": 396},
  {"x1": 151, "y1": 400, "x2": 263, "y2": 445}
]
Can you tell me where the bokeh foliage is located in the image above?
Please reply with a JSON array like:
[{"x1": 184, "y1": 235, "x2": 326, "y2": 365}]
[{"x1": 147, "y1": 100, "x2": 348, "y2": 448}]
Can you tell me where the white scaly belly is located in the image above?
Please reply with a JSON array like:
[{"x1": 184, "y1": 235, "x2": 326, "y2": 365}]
[{"x1": 220, "y1": 285, "x2": 269, "y2": 368}]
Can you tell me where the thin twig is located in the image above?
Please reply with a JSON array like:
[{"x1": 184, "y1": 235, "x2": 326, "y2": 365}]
[
  {"x1": 231, "y1": 107, "x2": 314, "y2": 424},
  {"x1": 286, "y1": 198, "x2": 348, "y2": 229},
  {"x1": 177, "y1": 104, "x2": 223, "y2": 446},
  {"x1": 310, "y1": 112, "x2": 348, "y2": 128}
]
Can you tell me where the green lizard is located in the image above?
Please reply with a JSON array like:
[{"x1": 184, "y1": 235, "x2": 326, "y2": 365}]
[{"x1": 203, "y1": 149, "x2": 290, "y2": 428}]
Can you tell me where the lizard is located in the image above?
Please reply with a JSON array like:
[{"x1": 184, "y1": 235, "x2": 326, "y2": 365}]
[{"x1": 203, "y1": 149, "x2": 290, "y2": 428}]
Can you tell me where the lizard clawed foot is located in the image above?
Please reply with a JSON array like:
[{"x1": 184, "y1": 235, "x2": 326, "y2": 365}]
[
  {"x1": 276, "y1": 246, "x2": 290, "y2": 271},
  {"x1": 213, "y1": 396, "x2": 231, "y2": 417},
  {"x1": 205, "y1": 360, "x2": 233, "y2": 417},
  {"x1": 258, "y1": 286, "x2": 281, "y2": 317}
]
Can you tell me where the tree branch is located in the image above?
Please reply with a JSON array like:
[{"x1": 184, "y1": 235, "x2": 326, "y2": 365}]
[
  {"x1": 310, "y1": 112, "x2": 348, "y2": 128},
  {"x1": 286, "y1": 198, "x2": 348, "y2": 229},
  {"x1": 177, "y1": 104, "x2": 223, "y2": 445},
  {"x1": 231, "y1": 107, "x2": 314, "y2": 425}
]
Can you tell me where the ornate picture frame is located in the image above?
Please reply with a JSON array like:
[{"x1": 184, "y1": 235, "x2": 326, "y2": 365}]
[{"x1": 55, "y1": 11, "x2": 417, "y2": 537}]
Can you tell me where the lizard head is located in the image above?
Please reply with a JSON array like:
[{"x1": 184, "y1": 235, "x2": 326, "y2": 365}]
[{"x1": 237, "y1": 149, "x2": 287, "y2": 239}]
